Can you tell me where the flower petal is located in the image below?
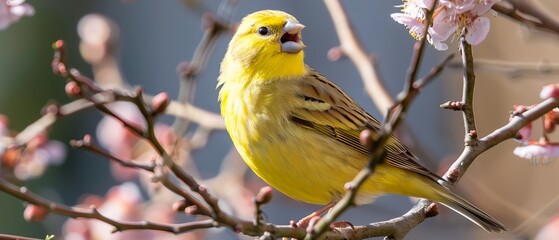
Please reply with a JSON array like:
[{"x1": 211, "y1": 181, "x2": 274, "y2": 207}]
[
  {"x1": 540, "y1": 83, "x2": 559, "y2": 99},
  {"x1": 416, "y1": 0, "x2": 436, "y2": 10},
  {"x1": 6, "y1": 0, "x2": 26, "y2": 6},
  {"x1": 513, "y1": 142, "x2": 559, "y2": 165},
  {"x1": 10, "y1": 4, "x2": 34, "y2": 17},
  {"x1": 470, "y1": 0, "x2": 498, "y2": 15},
  {"x1": 439, "y1": 0, "x2": 475, "y2": 14},
  {"x1": 466, "y1": 17, "x2": 490, "y2": 45},
  {"x1": 391, "y1": 13, "x2": 426, "y2": 39},
  {"x1": 430, "y1": 8, "x2": 458, "y2": 42}
]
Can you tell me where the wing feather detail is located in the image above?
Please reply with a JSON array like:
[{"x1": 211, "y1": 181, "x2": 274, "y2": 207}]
[{"x1": 290, "y1": 68, "x2": 442, "y2": 182}]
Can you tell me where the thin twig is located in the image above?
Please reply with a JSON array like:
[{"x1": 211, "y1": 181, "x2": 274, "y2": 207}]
[
  {"x1": 71, "y1": 137, "x2": 155, "y2": 172},
  {"x1": 493, "y1": 0, "x2": 559, "y2": 35},
  {"x1": 459, "y1": 38, "x2": 479, "y2": 147},
  {"x1": 12, "y1": 95, "x2": 109, "y2": 146},
  {"x1": 448, "y1": 59, "x2": 559, "y2": 78},
  {"x1": 0, "y1": 234, "x2": 43, "y2": 240},
  {"x1": 0, "y1": 178, "x2": 219, "y2": 234},
  {"x1": 445, "y1": 96, "x2": 559, "y2": 183},
  {"x1": 308, "y1": 1, "x2": 438, "y2": 238},
  {"x1": 324, "y1": 0, "x2": 393, "y2": 114},
  {"x1": 172, "y1": 0, "x2": 238, "y2": 136}
]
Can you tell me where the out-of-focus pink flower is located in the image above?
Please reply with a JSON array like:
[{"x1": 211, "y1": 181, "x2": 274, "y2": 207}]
[
  {"x1": 513, "y1": 140, "x2": 559, "y2": 165},
  {"x1": 0, "y1": 114, "x2": 8, "y2": 158},
  {"x1": 23, "y1": 204, "x2": 49, "y2": 222},
  {"x1": 0, "y1": 0, "x2": 34, "y2": 30},
  {"x1": 96, "y1": 102, "x2": 145, "y2": 180},
  {"x1": 536, "y1": 214, "x2": 559, "y2": 240},
  {"x1": 1, "y1": 127, "x2": 67, "y2": 180},
  {"x1": 544, "y1": 109, "x2": 559, "y2": 134},
  {"x1": 63, "y1": 182, "x2": 148, "y2": 240},
  {"x1": 63, "y1": 182, "x2": 198, "y2": 239},
  {"x1": 95, "y1": 102, "x2": 176, "y2": 181},
  {"x1": 391, "y1": 0, "x2": 496, "y2": 50},
  {"x1": 13, "y1": 133, "x2": 67, "y2": 180},
  {"x1": 540, "y1": 83, "x2": 559, "y2": 99},
  {"x1": 96, "y1": 102, "x2": 145, "y2": 158}
]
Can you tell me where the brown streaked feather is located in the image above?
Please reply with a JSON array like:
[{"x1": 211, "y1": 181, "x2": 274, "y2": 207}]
[{"x1": 290, "y1": 68, "x2": 442, "y2": 182}]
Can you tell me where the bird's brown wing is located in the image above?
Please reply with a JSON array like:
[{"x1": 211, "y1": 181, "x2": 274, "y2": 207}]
[{"x1": 289, "y1": 69, "x2": 442, "y2": 182}]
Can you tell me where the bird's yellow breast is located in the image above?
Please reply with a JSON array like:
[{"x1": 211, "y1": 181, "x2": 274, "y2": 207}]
[{"x1": 220, "y1": 75, "x2": 430, "y2": 205}]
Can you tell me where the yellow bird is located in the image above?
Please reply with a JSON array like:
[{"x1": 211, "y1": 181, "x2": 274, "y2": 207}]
[{"x1": 218, "y1": 10, "x2": 505, "y2": 232}]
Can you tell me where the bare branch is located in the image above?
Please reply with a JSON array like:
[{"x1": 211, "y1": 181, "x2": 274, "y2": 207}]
[
  {"x1": 0, "y1": 178, "x2": 219, "y2": 234},
  {"x1": 445, "y1": 95, "x2": 559, "y2": 183},
  {"x1": 493, "y1": 0, "x2": 559, "y2": 35},
  {"x1": 324, "y1": 0, "x2": 393, "y2": 114},
  {"x1": 459, "y1": 38, "x2": 479, "y2": 147},
  {"x1": 172, "y1": 0, "x2": 238, "y2": 136},
  {"x1": 448, "y1": 58, "x2": 559, "y2": 79},
  {"x1": 309, "y1": 1, "x2": 439, "y2": 238},
  {"x1": 0, "y1": 234, "x2": 43, "y2": 240}
]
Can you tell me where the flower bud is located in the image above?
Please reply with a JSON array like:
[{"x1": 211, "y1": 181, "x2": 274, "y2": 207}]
[
  {"x1": 327, "y1": 47, "x2": 343, "y2": 61},
  {"x1": 172, "y1": 199, "x2": 188, "y2": 212},
  {"x1": 184, "y1": 205, "x2": 200, "y2": 215},
  {"x1": 255, "y1": 186, "x2": 273, "y2": 205},
  {"x1": 2, "y1": 147, "x2": 20, "y2": 168},
  {"x1": 23, "y1": 204, "x2": 48, "y2": 222},
  {"x1": 425, "y1": 202, "x2": 439, "y2": 218},
  {"x1": 151, "y1": 92, "x2": 170, "y2": 115},
  {"x1": 53, "y1": 40, "x2": 64, "y2": 50},
  {"x1": 65, "y1": 81, "x2": 81, "y2": 96},
  {"x1": 359, "y1": 129, "x2": 374, "y2": 150}
]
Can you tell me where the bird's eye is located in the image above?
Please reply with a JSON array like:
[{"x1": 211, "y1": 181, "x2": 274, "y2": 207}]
[{"x1": 257, "y1": 27, "x2": 270, "y2": 36}]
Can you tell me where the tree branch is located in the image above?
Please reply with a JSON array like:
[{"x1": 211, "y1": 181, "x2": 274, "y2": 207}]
[
  {"x1": 309, "y1": 1, "x2": 439, "y2": 238},
  {"x1": 0, "y1": 178, "x2": 219, "y2": 234},
  {"x1": 324, "y1": 0, "x2": 393, "y2": 114},
  {"x1": 172, "y1": 0, "x2": 238, "y2": 135},
  {"x1": 459, "y1": 38, "x2": 479, "y2": 148},
  {"x1": 493, "y1": 0, "x2": 559, "y2": 35},
  {"x1": 448, "y1": 59, "x2": 559, "y2": 78}
]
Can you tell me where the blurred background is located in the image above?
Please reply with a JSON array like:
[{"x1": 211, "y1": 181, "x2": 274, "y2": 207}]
[{"x1": 1, "y1": 0, "x2": 559, "y2": 239}]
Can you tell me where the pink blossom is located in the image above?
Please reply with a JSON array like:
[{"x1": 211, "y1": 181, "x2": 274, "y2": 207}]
[
  {"x1": 513, "y1": 140, "x2": 559, "y2": 165},
  {"x1": 63, "y1": 182, "x2": 148, "y2": 240},
  {"x1": 96, "y1": 102, "x2": 144, "y2": 158},
  {"x1": 1, "y1": 126, "x2": 68, "y2": 180},
  {"x1": 13, "y1": 138, "x2": 67, "y2": 180},
  {"x1": 427, "y1": 7, "x2": 456, "y2": 50},
  {"x1": 95, "y1": 102, "x2": 176, "y2": 181},
  {"x1": 391, "y1": 0, "x2": 496, "y2": 50},
  {"x1": 540, "y1": 83, "x2": 559, "y2": 99},
  {"x1": 439, "y1": 0, "x2": 476, "y2": 14},
  {"x1": 0, "y1": 114, "x2": 8, "y2": 157},
  {"x1": 536, "y1": 214, "x2": 559, "y2": 240},
  {"x1": 417, "y1": 0, "x2": 437, "y2": 9},
  {"x1": 391, "y1": 13, "x2": 426, "y2": 40},
  {"x1": 0, "y1": 0, "x2": 34, "y2": 30},
  {"x1": 465, "y1": 16, "x2": 490, "y2": 45}
]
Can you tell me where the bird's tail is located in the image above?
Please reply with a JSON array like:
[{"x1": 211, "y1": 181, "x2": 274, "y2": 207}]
[{"x1": 435, "y1": 185, "x2": 507, "y2": 232}]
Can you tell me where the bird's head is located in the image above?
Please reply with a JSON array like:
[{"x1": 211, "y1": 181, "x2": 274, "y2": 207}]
[{"x1": 223, "y1": 10, "x2": 306, "y2": 80}]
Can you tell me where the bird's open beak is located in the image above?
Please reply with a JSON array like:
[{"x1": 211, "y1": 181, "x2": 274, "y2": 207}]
[{"x1": 280, "y1": 19, "x2": 305, "y2": 54}]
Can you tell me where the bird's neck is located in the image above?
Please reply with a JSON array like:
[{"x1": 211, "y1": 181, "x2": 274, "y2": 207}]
[{"x1": 228, "y1": 52, "x2": 307, "y2": 83}]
